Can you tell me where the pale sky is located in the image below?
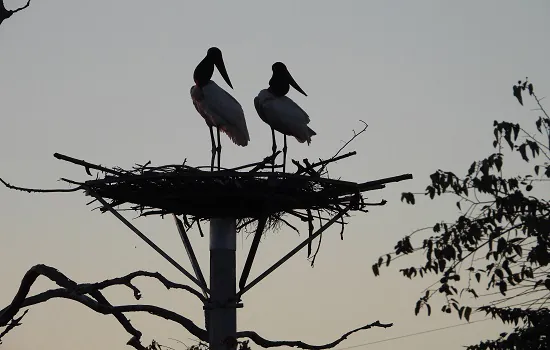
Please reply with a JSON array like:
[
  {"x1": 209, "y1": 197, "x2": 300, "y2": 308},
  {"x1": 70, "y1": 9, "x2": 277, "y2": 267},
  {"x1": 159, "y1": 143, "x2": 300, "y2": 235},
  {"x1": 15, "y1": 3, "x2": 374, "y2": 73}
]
[{"x1": 1, "y1": 1, "x2": 550, "y2": 350}]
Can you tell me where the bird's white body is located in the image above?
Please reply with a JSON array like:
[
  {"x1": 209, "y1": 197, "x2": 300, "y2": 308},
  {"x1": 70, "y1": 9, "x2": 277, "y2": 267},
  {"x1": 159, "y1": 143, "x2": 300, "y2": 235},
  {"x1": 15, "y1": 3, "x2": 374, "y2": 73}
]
[
  {"x1": 190, "y1": 80, "x2": 250, "y2": 146},
  {"x1": 254, "y1": 89, "x2": 316, "y2": 144}
]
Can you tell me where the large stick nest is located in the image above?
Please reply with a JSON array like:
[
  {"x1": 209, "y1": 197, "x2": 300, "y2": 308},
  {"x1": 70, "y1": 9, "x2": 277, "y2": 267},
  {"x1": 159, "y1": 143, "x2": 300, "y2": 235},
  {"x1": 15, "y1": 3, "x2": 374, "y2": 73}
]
[
  {"x1": 0, "y1": 123, "x2": 412, "y2": 236},
  {"x1": 52, "y1": 150, "x2": 411, "y2": 223}
]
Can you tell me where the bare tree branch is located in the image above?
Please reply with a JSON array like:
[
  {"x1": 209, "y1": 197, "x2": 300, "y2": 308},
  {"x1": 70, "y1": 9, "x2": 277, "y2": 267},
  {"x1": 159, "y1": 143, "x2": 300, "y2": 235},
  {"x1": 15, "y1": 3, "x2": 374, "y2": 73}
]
[
  {"x1": 236, "y1": 321, "x2": 393, "y2": 349},
  {"x1": 0, "y1": 177, "x2": 81, "y2": 193},
  {"x1": 1, "y1": 288, "x2": 207, "y2": 349},
  {"x1": 0, "y1": 310, "x2": 27, "y2": 345},
  {"x1": 10, "y1": 0, "x2": 30, "y2": 14},
  {"x1": 0, "y1": 265, "x2": 208, "y2": 348},
  {"x1": 0, "y1": 0, "x2": 31, "y2": 26},
  {"x1": 89, "y1": 270, "x2": 207, "y2": 303}
]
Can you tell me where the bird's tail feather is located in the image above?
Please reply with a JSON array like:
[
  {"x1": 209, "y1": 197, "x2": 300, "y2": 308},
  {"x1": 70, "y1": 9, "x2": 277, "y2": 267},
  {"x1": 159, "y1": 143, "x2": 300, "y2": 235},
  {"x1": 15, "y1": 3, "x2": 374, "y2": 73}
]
[
  {"x1": 295, "y1": 127, "x2": 317, "y2": 145},
  {"x1": 222, "y1": 126, "x2": 250, "y2": 147}
]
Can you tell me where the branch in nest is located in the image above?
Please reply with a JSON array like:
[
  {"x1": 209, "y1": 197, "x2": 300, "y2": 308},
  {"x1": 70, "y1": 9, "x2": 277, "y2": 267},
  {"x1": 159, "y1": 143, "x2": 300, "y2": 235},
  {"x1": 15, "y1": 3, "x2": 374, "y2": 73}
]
[
  {"x1": 239, "y1": 151, "x2": 282, "y2": 173},
  {"x1": 279, "y1": 217, "x2": 300, "y2": 234},
  {"x1": 364, "y1": 200, "x2": 387, "y2": 206},
  {"x1": 236, "y1": 321, "x2": 393, "y2": 349},
  {"x1": 0, "y1": 178, "x2": 81, "y2": 193},
  {"x1": 331, "y1": 120, "x2": 369, "y2": 161},
  {"x1": 308, "y1": 210, "x2": 325, "y2": 267},
  {"x1": 0, "y1": 265, "x2": 208, "y2": 348},
  {"x1": 54, "y1": 152, "x2": 125, "y2": 176}
]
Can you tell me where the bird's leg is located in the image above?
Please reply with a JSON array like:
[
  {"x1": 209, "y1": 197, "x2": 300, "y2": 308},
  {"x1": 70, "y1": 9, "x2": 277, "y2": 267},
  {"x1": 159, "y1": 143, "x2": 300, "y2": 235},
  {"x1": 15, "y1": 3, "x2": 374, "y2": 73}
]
[
  {"x1": 209, "y1": 126, "x2": 216, "y2": 172},
  {"x1": 271, "y1": 128, "x2": 277, "y2": 172},
  {"x1": 283, "y1": 135, "x2": 288, "y2": 173},
  {"x1": 216, "y1": 128, "x2": 222, "y2": 171}
]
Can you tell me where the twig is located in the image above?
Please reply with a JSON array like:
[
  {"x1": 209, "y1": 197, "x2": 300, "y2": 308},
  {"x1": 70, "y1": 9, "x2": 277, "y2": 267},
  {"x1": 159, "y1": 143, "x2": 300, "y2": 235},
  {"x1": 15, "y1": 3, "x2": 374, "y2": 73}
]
[
  {"x1": 279, "y1": 217, "x2": 300, "y2": 234},
  {"x1": 54, "y1": 152, "x2": 125, "y2": 176},
  {"x1": 90, "y1": 270, "x2": 207, "y2": 303},
  {"x1": 10, "y1": 0, "x2": 31, "y2": 14},
  {"x1": 0, "y1": 0, "x2": 31, "y2": 26},
  {"x1": 325, "y1": 121, "x2": 368, "y2": 167},
  {"x1": 0, "y1": 310, "x2": 27, "y2": 344},
  {"x1": 0, "y1": 178, "x2": 81, "y2": 193},
  {"x1": 236, "y1": 321, "x2": 393, "y2": 349},
  {"x1": 239, "y1": 151, "x2": 282, "y2": 172},
  {"x1": 295, "y1": 152, "x2": 356, "y2": 176},
  {"x1": 358, "y1": 174, "x2": 413, "y2": 190}
]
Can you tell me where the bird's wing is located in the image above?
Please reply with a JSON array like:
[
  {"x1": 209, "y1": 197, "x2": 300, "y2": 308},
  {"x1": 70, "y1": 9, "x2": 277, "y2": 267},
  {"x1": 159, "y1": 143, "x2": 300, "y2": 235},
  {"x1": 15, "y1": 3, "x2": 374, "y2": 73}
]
[
  {"x1": 279, "y1": 96, "x2": 310, "y2": 124},
  {"x1": 256, "y1": 93, "x2": 312, "y2": 141},
  {"x1": 190, "y1": 86, "x2": 204, "y2": 116},
  {"x1": 199, "y1": 81, "x2": 250, "y2": 145},
  {"x1": 254, "y1": 96, "x2": 263, "y2": 119}
]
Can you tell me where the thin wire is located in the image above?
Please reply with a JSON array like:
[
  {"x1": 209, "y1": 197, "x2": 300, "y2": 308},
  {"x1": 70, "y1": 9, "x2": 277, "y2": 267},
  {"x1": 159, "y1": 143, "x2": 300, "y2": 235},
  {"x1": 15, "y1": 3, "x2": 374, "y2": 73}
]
[{"x1": 335, "y1": 318, "x2": 493, "y2": 350}]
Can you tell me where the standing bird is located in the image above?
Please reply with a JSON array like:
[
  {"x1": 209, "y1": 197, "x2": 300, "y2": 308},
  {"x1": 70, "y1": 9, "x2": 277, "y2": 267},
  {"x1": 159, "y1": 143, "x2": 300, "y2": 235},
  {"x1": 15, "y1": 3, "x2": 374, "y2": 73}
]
[
  {"x1": 254, "y1": 62, "x2": 316, "y2": 172},
  {"x1": 190, "y1": 47, "x2": 250, "y2": 171}
]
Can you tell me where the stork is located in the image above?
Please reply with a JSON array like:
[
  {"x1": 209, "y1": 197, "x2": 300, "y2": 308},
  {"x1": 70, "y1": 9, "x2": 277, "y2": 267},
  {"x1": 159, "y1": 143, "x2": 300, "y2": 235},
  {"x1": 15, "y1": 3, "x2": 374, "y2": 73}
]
[
  {"x1": 254, "y1": 62, "x2": 316, "y2": 172},
  {"x1": 190, "y1": 47, "x2": 250, "y2": 171}
]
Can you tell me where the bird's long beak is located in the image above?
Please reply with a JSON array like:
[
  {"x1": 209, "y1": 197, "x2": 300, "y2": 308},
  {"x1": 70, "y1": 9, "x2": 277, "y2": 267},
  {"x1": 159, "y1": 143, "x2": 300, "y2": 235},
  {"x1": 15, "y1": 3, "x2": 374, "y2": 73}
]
[
  {"x1": 215, "y1": 55, "x2": 234, "y2": 89},
  {"x1": 285, "y1": 68, "x2": 307, "y2": 96}
]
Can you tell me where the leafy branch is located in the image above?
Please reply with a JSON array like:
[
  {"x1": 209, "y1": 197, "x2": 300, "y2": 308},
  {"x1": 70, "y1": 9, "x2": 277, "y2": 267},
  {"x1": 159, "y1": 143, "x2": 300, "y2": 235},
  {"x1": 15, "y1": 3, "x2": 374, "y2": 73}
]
[{"x1": 373, "y1": 79, "x2": 550, "y2": 350}]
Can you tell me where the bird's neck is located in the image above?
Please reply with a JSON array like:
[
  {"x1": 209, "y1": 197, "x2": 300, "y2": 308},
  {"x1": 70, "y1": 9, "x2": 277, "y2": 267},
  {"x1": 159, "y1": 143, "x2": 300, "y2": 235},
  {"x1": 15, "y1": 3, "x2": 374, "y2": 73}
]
[
  {"x1": 268, "y1": 76, "x2": 289, "y2": 97},
  {"x1": 193, "y1": 58, "x2": 214, "y2": 87}
]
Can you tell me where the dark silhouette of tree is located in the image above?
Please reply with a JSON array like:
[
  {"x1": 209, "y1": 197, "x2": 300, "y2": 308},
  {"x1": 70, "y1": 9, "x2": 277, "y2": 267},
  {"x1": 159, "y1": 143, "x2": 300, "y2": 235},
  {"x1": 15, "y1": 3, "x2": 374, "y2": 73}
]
[
  {"x1": 0, "y1": 264, "x2": 391, "y2": 349},
  {"x1": 0, "y1": 0, "x2": 31, "y2": 27},
  {"x1": 373, "y1": 79, "x2": 550, "y2": 350}
]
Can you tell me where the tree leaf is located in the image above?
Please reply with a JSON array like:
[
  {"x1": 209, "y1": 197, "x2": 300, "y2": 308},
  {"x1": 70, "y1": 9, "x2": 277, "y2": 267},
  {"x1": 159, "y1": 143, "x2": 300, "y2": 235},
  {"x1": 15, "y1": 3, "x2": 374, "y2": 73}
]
[
  {"x1": 513, "y1": 124, "x2": 520, "y2": 140},
  {"x1": 464, "y1": 307, "x2": 472, "y2": 322},
  {"x1": 372, "y1": 264, "x2": 379, "y2": 276},
  {"x1": 499, "y1": 281, "x2": 507, "y2": 296},
  {"x1": 518, "y1": 144, "x2": 529, "y2": 162},
  {"x1": 513, "y1": 85, "x2": 523, "y2": 105},
  {"x1": 401, "y1": 192, "x2": 415, "y2": 205},
  {"x1": 513, "y1": 244, "x2": 522, "y2": 257}
]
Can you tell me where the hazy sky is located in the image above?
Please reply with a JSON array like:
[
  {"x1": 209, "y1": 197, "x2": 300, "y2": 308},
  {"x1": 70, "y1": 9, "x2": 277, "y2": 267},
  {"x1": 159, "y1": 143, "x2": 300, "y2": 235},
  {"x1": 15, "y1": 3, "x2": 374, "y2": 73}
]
[{"x1": 1, "y1": 1, "x2": 550, "y2": 350}]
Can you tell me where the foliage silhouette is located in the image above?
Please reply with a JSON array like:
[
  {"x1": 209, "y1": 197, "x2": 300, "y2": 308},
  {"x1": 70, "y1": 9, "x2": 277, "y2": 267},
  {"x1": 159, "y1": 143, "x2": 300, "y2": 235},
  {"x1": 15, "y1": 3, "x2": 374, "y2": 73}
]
[{"x1": 373, "y1": 79, "x2": 550, "y2": 350}]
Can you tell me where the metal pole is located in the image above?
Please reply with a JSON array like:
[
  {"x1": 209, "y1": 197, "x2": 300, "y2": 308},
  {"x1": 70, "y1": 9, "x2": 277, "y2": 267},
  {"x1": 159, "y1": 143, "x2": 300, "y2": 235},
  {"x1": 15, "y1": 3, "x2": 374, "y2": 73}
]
[
  {"x1": 207, "y1": 218, "x2": 237, "y2": 350},
  {"x1": 90, "y1": 192, "x2": 209, "y2": 293}
]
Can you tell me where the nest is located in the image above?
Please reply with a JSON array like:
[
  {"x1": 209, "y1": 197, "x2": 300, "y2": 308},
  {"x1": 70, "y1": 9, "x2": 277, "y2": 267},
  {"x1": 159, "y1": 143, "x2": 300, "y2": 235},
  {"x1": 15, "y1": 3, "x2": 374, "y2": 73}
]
[
  {"x1": 37, "y1": 150, "x2": 410, "y2": 232},
  {"x1": 0, "y1": 124, "x2": 413, "y2": 268},
  {"x1": 0, "y1": 123, "x2": 412, "y2": 240}
]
